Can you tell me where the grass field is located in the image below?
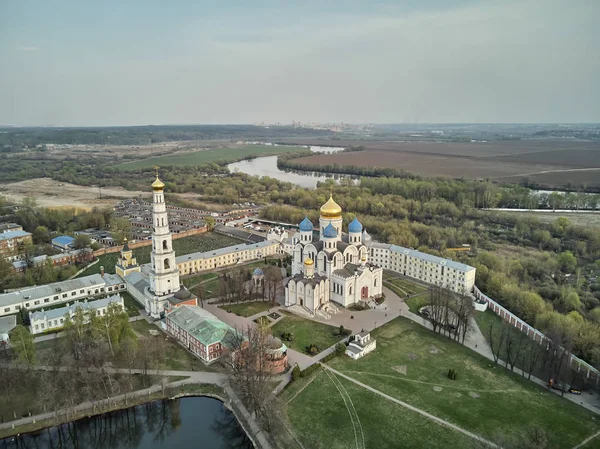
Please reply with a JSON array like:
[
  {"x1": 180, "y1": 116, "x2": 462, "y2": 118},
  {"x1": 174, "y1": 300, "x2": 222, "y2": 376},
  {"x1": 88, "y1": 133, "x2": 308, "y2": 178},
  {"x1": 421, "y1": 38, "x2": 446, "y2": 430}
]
[
  {"x1": 77, "y1": 232, "x2": 241, "y2": 278},
  {"x1": 270, "y1": 312, "x2": 344, "y2": 355},
  {"x1": 218, "y1": 300, "x2": 275, "y2": 317},
  {"x1": 114, "y1": 144, "x2": 306, "y2": 170},
  {"x1": 320, "y1": 317, "x2": 599, "y2": 448},
  {"x1": 281, "y1": 367, "x2": 476, "y2": 449}
]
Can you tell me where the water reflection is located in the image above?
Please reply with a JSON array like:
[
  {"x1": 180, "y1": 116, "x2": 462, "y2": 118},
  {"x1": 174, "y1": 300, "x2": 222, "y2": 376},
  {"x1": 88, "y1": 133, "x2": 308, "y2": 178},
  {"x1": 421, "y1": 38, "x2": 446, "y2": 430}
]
[
  {"x1": 0, "y1": 397, "x2": 252, "y2": 449},
  {"x1": 228, "y1": 156, "x2": 357, "y2": 188}
]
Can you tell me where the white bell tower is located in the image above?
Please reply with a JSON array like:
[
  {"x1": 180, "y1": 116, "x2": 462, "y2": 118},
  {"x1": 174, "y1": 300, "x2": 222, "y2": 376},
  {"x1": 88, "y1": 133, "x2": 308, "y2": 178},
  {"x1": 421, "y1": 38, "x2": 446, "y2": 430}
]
[{"x1": 145, "y1": 167, "x2": 180, "y2": 318}]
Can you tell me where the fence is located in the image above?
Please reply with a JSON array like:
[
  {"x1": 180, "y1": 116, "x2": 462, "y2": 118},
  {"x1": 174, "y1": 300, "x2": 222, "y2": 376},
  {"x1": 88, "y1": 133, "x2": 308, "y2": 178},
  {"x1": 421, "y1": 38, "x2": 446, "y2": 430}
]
[
  {"x1": 473, "y1": 286, "x2": 599, "y2": 383},
  {"x1": 92, "y1": 227, "x2": 208, "y2": 257}
]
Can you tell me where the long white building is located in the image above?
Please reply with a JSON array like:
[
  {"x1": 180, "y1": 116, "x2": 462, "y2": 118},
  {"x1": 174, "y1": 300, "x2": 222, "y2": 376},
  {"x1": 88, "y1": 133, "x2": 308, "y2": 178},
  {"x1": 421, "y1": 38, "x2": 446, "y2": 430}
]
[
  {"x1": 29, "y1": 294, "x2": 124, "y2": 335},
  {"x1": 0, "y1": 273, "x2": 125, "y2": 318},
  {"x1": 175, "y1": 240, "x2": 278, "y2": 275},
  {"x1": 369, "y1": 242, "x2": 475, "y2": 293}
]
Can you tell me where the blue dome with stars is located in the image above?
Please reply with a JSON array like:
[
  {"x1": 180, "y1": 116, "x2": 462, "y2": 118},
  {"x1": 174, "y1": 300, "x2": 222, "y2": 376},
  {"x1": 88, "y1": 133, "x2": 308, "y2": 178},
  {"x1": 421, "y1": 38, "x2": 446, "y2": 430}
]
[
  {"x1": 348, "y1": 217, "x2": 363, "y2": 233},
  {"x1": 323, "y1": 223, "x2": 338, "y2": 238},
  {"x1": 299, "y1": 216, "x2": 313, "y2": 232}
]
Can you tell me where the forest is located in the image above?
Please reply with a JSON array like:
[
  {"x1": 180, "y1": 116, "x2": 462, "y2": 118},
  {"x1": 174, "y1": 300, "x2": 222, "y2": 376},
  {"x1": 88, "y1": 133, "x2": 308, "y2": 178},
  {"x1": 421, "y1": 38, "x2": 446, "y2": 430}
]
[{"x1": 0, "y1": 125, "x2": 332, "y2": 148}]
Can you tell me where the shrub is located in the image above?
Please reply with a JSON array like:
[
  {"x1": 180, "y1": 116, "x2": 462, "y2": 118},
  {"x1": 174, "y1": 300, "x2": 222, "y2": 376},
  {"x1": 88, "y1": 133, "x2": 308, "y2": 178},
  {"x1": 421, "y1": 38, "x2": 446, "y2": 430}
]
[
  {"x1": 281, "y1": 332, "x2": 294, "y2": 342},
  {"x1": 292, "y1": 365, "x2": 301, "y2": 381},
  {"x1": 307, "y1": 344, "x2": 320, "y2": 355},
  {"x1": 335, "y1": 342, "x2": 346, "y2": 356}
]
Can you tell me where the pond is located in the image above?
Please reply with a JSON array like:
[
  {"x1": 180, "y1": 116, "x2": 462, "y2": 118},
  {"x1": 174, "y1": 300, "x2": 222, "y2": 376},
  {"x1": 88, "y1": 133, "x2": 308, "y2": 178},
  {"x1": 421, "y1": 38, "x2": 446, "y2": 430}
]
[
  {"x1": 1, "y1": 396, "x2": 253, "y2": 449},
  {"x1": 227, "y1": 144, "x2": 355, "y2": 188}
]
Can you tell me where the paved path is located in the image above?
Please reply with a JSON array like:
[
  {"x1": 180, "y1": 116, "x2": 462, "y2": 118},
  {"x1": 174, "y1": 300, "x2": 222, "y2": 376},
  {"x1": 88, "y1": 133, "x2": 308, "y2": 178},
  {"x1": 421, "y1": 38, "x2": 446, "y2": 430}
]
[
  {"x1": 573, "y1": 430, "x2": 600, "y2": 449},
  {"x1": 322, "y1": 364, "x2": 498, "y2": 448}
]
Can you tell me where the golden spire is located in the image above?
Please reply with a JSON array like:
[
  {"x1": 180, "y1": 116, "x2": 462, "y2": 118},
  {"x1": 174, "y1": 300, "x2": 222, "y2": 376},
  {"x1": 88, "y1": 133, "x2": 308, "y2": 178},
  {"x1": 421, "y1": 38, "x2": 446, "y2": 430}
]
[{"x1": 151, "y1": 165, "x2": 165, "y2": 191}]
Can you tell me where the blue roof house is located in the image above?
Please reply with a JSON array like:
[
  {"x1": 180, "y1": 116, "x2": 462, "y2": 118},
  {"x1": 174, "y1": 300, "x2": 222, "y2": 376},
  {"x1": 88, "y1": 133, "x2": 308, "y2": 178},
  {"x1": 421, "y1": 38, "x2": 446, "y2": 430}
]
[{"x1": 52, "y1": 235, "x2": 75, "y2": 251}]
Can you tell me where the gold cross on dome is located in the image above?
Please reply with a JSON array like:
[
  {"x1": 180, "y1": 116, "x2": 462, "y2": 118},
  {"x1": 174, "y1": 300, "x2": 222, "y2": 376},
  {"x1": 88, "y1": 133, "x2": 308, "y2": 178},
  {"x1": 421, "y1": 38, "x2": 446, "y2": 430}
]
[{"x1": 154, "y1": 165, "x2": 160, "y2": 178}]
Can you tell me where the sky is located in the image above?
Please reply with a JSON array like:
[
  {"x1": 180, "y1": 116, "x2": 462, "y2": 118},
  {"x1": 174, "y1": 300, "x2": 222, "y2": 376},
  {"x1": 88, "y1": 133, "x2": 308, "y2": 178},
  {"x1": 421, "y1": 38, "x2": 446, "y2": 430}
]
[{"x1": 0, "y1": 0, "x2": 599, "y2": 126}]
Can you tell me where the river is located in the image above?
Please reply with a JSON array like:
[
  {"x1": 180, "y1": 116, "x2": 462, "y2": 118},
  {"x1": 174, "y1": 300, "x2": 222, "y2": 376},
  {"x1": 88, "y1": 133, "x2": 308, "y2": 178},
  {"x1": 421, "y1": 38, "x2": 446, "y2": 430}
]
[
  {"x1": 1, "y1": 396, "x2": 253, "y2": 449},
  {"x1": 227, "y1": 144, "x2": 353, "y2": 188}
]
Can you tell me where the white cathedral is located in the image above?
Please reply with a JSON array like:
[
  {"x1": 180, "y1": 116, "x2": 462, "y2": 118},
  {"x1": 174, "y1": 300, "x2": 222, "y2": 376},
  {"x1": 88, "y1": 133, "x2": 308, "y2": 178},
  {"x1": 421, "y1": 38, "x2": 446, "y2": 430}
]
[{"x1": 284, "y1": 195, "x2": 383, "y2": 313}]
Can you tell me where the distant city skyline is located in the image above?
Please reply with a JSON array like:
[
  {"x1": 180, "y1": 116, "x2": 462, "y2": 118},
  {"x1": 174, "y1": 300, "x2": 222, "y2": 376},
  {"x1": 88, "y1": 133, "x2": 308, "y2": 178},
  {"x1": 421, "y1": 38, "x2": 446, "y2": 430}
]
[{"x1": 1, "y1": 0, "x2": 599, "y2": 126}]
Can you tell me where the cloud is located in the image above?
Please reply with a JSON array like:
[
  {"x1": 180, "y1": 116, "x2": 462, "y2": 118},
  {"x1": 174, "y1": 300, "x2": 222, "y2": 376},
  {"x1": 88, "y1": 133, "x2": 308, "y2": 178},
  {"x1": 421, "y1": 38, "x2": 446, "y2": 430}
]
[{"x1": 18, "y1": 46, "x2": 40, "y2": 52}]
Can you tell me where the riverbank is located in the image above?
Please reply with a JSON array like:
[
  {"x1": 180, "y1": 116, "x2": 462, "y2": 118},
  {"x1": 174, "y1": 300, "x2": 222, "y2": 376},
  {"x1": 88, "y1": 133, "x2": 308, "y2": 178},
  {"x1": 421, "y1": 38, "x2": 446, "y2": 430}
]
[{"x1": 0, "y1": 382, "x2": 220, "y2": 440}]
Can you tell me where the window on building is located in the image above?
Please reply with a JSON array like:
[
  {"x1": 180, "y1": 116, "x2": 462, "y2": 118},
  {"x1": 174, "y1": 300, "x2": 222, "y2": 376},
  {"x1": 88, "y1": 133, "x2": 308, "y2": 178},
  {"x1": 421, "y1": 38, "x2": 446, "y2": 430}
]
[
  {"x1": 34, "y1": 300, "x2": 40, "y2": 305},
  {"x1": 4, "y1": 307, "x2": 10, "y2": 313},
  {"x1": 54, "y1": 295, "x2": 58, "y2": 300}
]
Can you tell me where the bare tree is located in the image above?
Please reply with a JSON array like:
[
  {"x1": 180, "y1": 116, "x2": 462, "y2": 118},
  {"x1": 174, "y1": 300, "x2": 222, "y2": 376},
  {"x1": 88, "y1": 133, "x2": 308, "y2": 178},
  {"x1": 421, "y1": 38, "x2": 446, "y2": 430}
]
[
  {"x1": 525, "y1": 340, "x2": 543, "y2": 379},
  {"x1": 506, "y1": 331, "x2": 526, "y2": 372},
  {"x1": 488, "y1": 321, "x2": 507, "y2": 365},
  {"x1": 222, "y1": 325, "x2": 281, "y2": 433},
  {"x1": 263, "y1": 266, "x2": 283, "y2": 305},
  {"x1": 455, "y1": 295, "x2": 475, "y2": 344}
]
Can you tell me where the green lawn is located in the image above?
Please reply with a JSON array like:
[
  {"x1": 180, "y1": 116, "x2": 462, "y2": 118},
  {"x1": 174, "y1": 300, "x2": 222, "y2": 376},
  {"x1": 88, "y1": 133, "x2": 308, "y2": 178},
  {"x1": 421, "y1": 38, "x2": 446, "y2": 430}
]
[
  {"x1": 281, "y1": 367, "x2": 476, "y2": 449},
  {"x1": 121, "y1": 290, "x2": 143, "y2": 316},
  {"x1": 387, "y1": 277, "x2": 429, "y2": 296},
  {"x1": 270, "y1": 312, "x2": 344, "y2": 355},
  {"x1": 181, "y1": 272, "x2": 218, "y2": 288},
  {"x1": 192, "y1": 277, "x2": 220, "y2": 298},
  {"x1": 218, "y1": 300, "x2": 275, "y2": 317},
  {"x1": 77, "y1": 232, "x2": 241, "y2": 278},
  {"x1": 324, "y1": 317, "x2": 599, "y2": 448},
  {"x1": 404, "y1": 292, "x2": 431, "y2": 314},
  {"x1": 114, "y1": 144, "x2": 306, "y2": 170}
]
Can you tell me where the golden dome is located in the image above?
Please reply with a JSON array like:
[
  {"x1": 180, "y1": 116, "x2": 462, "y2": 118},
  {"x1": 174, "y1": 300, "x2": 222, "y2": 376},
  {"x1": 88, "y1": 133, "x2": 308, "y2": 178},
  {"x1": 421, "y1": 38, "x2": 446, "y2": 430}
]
[
  {"x1": 152, "y1": 176, "x2": 165, "y2": 191},
  {"x1": 304, "y1": 258, "x2": 314, "y2": 266},
  {"x1": 320, "y1": 194, "x2": 342, "y2": 218}
]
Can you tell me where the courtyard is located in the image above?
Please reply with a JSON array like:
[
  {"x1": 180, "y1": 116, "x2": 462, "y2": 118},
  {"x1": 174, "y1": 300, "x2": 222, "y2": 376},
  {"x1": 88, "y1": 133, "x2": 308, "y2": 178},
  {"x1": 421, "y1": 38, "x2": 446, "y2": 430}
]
[{"x1": 270, "y1": 311, "x2": 345, "y2": 355}]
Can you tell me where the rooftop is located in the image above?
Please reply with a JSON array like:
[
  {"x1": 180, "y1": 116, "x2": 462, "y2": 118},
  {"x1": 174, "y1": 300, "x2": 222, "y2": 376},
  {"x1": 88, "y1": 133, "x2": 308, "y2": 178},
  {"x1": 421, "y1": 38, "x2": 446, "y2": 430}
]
[
  {"x1": 167, "y1": 305, "x2": 239, "y2": 348},
  {"x1": 52, "y1": 235, "x2": 75, "y2": 245},
  {"x1": 30, "y1": 294, "x2": 123, "y2": 322},
  {"x1": 175, "y1": 240, "x2": 276, "y2": 264},
  {"x1": 0, "y1": 273, "x2": 109, "y2": 308},
  {"x1": 0, "y1": 230, "x2": 31, "y2": 241},
  {"x1": 370, "y1": 242, "x2": 475, "y2": 273}
]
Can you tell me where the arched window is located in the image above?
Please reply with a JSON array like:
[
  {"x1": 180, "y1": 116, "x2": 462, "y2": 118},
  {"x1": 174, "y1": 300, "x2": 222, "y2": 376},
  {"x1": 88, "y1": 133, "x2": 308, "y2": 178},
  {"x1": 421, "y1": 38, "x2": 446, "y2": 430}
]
[
  {"x1": 164, "y1": 259, "x2": 170, "y2": 270},
  {"x1": 349, "y1": 286, "x2": 353, "y2": 295},
  {"x1": 374, "y1": 278, "x2": 377, "y2": 287},
  {"x1": 163, "y1": 240, "x2": 168, "y2": 250}
]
